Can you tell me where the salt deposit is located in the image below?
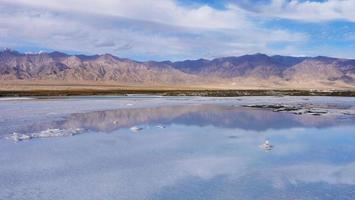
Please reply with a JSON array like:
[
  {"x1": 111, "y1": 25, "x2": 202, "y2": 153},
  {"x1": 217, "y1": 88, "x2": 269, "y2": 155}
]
[
  {"x1": 130, "y1": 126, "x2": 143, "y2": 132},
  {"x1": 6, "y1": 128, "x2": 83, "y2": 142}
]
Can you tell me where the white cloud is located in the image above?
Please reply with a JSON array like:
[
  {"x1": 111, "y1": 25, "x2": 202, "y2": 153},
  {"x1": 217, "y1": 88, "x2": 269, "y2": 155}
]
[
  {"x1": 246, "y1": 0, "x2": 355, "y2": 22},
  {"x1": 0, "y1": 0, "x2": 309, "y2": 60},
  {"x1": 1, "y1": 0, "x2": 249, "y2": 29}
]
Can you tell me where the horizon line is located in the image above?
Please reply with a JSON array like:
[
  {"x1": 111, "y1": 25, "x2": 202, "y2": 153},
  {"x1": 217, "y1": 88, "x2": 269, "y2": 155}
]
[{"x1": 1, "y1": 48, "x2": 354, "y2": 62}]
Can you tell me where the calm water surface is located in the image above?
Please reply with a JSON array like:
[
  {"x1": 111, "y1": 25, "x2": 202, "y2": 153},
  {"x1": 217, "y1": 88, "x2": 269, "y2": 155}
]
[{"x1": 0, "y1": 96, "x2": 355, "y2": 200}]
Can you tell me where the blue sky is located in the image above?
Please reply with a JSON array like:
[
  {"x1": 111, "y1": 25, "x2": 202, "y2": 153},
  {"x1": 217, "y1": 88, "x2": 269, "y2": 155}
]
[{"x1": 0, "y1": 0, "x2": 354, "y2": 60}]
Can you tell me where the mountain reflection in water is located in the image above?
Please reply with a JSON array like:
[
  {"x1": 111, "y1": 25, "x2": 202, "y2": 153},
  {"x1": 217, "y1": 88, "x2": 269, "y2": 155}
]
[
  {"x1": 1, "y1": 97, "x2": 355, "y2": 200},
  {"x1": 5, "y1": 104, "x2": 354, "y2": 136}
]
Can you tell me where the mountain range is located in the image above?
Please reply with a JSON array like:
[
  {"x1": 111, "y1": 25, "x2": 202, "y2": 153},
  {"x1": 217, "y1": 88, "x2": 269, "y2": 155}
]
[{"x1": 1, "y1": 49, "x2": 354, "y2": 90}]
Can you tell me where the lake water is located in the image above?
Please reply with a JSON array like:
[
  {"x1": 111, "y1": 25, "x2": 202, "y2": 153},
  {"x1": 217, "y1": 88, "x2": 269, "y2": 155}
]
[{"x1": 0, "y1": 96, "x2": 355, "y2": 200}]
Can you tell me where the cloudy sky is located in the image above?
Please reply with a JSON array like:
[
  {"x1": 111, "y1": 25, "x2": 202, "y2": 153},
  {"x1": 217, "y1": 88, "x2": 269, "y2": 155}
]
[{"x1": 0, "y1": 0, "x2": 354, "y2": 60}]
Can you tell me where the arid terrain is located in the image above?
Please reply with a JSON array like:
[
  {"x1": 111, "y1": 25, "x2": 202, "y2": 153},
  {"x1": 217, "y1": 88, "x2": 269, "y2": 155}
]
[{"x1": 1, "y1": 49, "x2": 354, "y2": 95}]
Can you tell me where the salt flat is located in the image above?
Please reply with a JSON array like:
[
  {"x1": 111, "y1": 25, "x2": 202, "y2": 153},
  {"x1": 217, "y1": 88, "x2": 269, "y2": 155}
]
[{"x1": 0, "y1": 96, "x2": 355, "y2": 200}]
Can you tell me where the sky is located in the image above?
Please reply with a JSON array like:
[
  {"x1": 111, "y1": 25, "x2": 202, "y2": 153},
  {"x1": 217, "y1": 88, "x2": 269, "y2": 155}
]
[{"x1": 0, "y1": 0, "x2": 354, "y2": 61}]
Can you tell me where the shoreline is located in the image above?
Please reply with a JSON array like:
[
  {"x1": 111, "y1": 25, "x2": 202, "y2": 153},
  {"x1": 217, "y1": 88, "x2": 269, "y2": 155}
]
[{"x1": 1, "y1": 89, "x2": 355, "y2": 97}]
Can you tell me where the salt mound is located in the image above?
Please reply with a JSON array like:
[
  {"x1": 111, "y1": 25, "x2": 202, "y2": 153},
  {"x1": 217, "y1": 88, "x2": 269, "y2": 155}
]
[
  {"x1": 259, "y1": 140, "x2": 273, "y2": 151},
  {"x1": 156, "y1": 125, "x2": 166, "y2": 129},
  {"x1": 7, "y1": 132, "x2": 31, "y2": 142},
  {"x1": 7, "y1": 128, "x2": 83, "y2": 142},
  {"x1": 31, "y1": 128, "x2": 83, "y2": 138},
  {"x1": 130, "y1": 126, "x2": 143, "y2": 132}
]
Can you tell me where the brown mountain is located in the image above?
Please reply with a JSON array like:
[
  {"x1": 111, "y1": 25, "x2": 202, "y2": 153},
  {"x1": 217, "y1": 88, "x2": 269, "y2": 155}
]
[{"x1": 0, "y1": 49, "x2": 354, "y2": 89}]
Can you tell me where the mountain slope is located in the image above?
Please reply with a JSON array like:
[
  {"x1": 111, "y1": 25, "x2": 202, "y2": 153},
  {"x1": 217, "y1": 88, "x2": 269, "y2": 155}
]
[
  {"x1": 0, "y1": 49, "x2": 354, "y2": 89},
  {"x1": 0, "y1": 49, "x2": 201, "y2": 85}
]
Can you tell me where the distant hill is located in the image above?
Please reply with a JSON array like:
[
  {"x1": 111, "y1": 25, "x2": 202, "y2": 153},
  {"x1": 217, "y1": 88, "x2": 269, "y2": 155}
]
[{"x1": 1, "y1": 49, "x2": 354, "y2": 90}]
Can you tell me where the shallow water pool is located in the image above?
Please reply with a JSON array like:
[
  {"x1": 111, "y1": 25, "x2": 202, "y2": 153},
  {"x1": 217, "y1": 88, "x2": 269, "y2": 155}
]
[{"x1": 0, "y1": 96, "x2": 355, "y2": 200}]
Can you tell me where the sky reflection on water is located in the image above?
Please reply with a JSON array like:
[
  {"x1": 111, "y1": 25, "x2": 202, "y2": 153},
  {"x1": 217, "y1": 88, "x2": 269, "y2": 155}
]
[{"x1": 0, "y1": 97, "x2": 355, "y2": 200}]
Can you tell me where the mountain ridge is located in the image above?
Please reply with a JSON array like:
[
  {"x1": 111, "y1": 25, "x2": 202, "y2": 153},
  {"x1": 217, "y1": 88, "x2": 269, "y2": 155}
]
[{"x1": 1, "y1": 49, "x2": 354, "y2": 90}]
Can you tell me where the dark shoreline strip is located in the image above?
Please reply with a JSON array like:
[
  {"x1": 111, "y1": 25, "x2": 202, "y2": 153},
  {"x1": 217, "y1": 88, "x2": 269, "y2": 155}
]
[{"x1": 0, "y1": 90, "x2": 355, "y2": 97}]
